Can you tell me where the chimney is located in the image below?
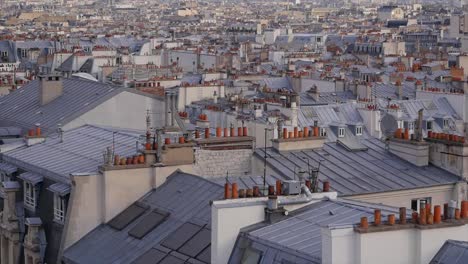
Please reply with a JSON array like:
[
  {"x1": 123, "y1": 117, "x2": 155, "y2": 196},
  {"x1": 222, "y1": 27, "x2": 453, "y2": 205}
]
[
  {"x1": 24, "y1": 217, "x2": 45, "y2": 264},
  {"x1": 39, "y1": 74, "x2": 63, "y2": 105},
  {"x1": 290, "y1": 102, "x2": 298, "y2": 128},
  {"x1": 396, "y1": 80, "x2": 403, "y2": 100},
  {"x1": 2, "y1": 181, "x2": 20, "y2": 223}
]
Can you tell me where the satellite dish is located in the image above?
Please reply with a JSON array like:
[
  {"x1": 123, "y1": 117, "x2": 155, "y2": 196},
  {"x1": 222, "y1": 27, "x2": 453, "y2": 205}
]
[{"x1": 380, "y1": 114, "x2": 398, "y2": 138}]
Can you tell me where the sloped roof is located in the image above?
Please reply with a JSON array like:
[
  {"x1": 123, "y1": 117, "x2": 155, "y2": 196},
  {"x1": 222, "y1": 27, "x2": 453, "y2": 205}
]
[
  {"x1": 2, "y1": 125, "x2": 141, "y2": 183},
  {"x1": 430, "y1": 240, "x2": 468, "y2": 264},
  {"x1": 0, "y1": 78, "x2": 159, "y2": 133},
  {"x1": 229, "y1": 199, "x2": 405, "y2": 263},
  {"x1": 63, "y1": 172, "x2": 223, "y2": 264},
  {"x1": 255, "y1": 138, "x2": 461, "y2": 196}
]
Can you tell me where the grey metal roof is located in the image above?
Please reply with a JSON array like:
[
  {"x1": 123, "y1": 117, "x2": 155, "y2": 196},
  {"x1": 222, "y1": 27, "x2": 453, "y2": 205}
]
[
  {"x1": 255, "y1": 138, "x2": 460, "y2": 196},
  {"x1": 430, "y1": 240, "x2": 468, "y2": 264},
  {"x1": 0, "y1": 78, "x2": 125, "y2": 133},
  {"x1": 0, "y1": 127, "x2": 22, "y2": 137},
  {"x1": 18, "y1": 172, "x2": 43, "y2": 185},
  {"x1": 47, "y1": 183, "x2": 71, "y2": 195},
  {"x1": 0, "y1": 162, "x2": 17, "y2": 174},
  {"x1": 229, "y1": 199, "x2": 404, "y2": 264},
  {"x1": 62, "y1": 172, "x2": 223, "y2": 264},
  {"x1": 2, "y1": 125, "x2": 141, "y2": 184}
]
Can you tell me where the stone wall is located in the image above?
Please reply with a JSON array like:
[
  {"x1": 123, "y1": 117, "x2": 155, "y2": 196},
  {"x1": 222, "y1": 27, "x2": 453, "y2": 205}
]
[{"x1": 194, "y1": 149, "x2": 253, "y2": 177}]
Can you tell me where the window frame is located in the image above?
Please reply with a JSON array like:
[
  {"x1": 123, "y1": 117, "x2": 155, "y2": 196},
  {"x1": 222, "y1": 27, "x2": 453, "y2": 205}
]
[
  {"x1": 24, "y1": 181, "x2": 37, "y2": 210},
  {"x1": 355, "y1": 126, "x2": 363, "y2": 136},
  {"x1": 411, "y1": 197, "x2": 432, "y2": 212},
  {"x1": 53, "y1": 194, "x2": 66, "y2": 223},
  {"x1": 338, "y1": 127, "x2": 345, "y2": 138},
  {"x1": 320, "y1": 127, "x2": 327, "y2": 137},
  {"x1": 443, "y1": 119, "x2": 449, "y2": 129},
  {"x1": 426, "y1": 121, "x2": 433, "y2": 130}
]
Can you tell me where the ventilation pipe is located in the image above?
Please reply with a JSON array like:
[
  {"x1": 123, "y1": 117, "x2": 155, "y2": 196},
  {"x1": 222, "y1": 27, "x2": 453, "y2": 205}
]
[{"x1": 277, "y1": 184, "x2": 315, "y2": 206}]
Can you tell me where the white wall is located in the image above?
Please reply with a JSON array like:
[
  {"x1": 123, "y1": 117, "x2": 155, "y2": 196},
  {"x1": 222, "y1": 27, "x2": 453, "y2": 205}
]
[
  {"x1": 324, "y1": 223, "x2": 468, "y2": 264},
  {"x1": 63, "y1": 173, "x2": 102, "y2": 249},
  {"x1": 63, "y1": 91, "x2": 166, "y2": 131}
]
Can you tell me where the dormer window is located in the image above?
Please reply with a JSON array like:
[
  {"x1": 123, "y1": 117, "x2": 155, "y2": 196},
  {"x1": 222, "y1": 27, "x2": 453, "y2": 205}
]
[
  {"x1": 1, "y1": 51, "x2": 8, "y2": 58},
  {"x1": 443, "y1": 119, "x2": 449, "y2": 129},
  {"x1": 397, "y1": 120, "x2": 403, "y2": 129},
  {"x1": 53, "y1": 194, "x2": 66, "y2": 223},
  {"x1": 407, "y1": 122, "x2": 414, "y2": 131},
  {"x1": 24, "y1": 181, "x2": 37, "y2": 209},
  {"x1": 426, "y1": 121, "x2": 433, "y2": 130},
  {"x1": 338, "y1": 127, "x2": 345, "y2": 138},
  {"x1": 355, "y1": 126, "x2": 363, "y2": 136},
  {"x1": 320, "y1": 127, "x2": 327, "y2": 137}
]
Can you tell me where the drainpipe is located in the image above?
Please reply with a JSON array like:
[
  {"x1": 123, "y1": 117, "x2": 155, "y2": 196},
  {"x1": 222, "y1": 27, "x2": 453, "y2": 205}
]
[{"x1": 165, "y1": 92, "x2": 170, "y2": 127}]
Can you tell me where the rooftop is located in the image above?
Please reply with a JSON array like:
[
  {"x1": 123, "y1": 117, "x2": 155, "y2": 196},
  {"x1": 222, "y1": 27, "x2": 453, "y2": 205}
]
[{"x1": 255, "y1": 138, "x2": 461, "y2": 196}]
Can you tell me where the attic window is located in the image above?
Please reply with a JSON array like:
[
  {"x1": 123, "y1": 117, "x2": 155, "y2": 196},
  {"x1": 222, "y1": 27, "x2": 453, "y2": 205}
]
[
  {"x1": 355, "y1": 126, "x2": 363, "y2": 136},
  {"x1": 443, "y1": 119, "x2": 449, "y2": 129},
  {"x1": 338, "y1": 127, "x2": 345, "y2": 138},
  {"x1": 320, "y1": 127, "x2": 327, "y2": 137},
  {"x1": 426, "y1": 121, "x2": 433, "y2": 130},
  {"x1": 1, "y1": 51, "x2": 8, "y2": 57}
]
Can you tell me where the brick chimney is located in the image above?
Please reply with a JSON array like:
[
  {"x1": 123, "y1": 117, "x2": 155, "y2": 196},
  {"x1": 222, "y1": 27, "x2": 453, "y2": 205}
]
[{"x1": 38, "y1": 74, "x2": 63, "y2": 105}]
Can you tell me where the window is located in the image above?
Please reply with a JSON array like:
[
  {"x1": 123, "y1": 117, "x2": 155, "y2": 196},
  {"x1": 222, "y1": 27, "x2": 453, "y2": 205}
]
[
  {"x1": 24, "y1": 182, "x2": 37, "y2": 209},
  {"x1": 20, "y1": 49, "x2": 27, "y2": 58},
  {"x1": 397, "y1": 120, "x2": 403, "y2": 129},
  {"x1": 408, "y1": 122, "x2": 414, "y2": 131},
  {"x1": 411, "y1": 197, "x2": 432, "y2": 212},
  {"x1": 338, "y1": 127, "x2": 345, "y2": 138},
  {"x1": 53, "y1": 194, "x2": 66, "y2": 223},
  {"x1": 426, "y1": 121, "x2": 433, "y2": 130},
  {"x1": 0, "y1": 171, "x2": 9, "y2": 182},
  {"x1": 320, "y1": 127, "x2": 327, "y2": 137},
  {"x1": 355, "y1": 126, "x2": 363, "y2": 136},
  {"x1": 443, "y1": 119, "x2": 449, "y2": 129},
  {"x1": 1, "y1": 51, "x2": 8, "y2": 58}
]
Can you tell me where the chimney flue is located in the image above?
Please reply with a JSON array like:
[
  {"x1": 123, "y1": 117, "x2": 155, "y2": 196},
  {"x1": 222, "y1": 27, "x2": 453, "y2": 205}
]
[
  {"x1": 399, "y1": 207, "x2": 406, "y2": 224},
  {"x1": 39, "y1": 74, "x2": 63, "y2": 105}
]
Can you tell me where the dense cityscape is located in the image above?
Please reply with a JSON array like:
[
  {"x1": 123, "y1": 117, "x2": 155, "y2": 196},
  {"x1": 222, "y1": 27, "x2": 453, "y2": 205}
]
[{"x1": 0, "y1": 0, "x2": 466, "y2": 263}]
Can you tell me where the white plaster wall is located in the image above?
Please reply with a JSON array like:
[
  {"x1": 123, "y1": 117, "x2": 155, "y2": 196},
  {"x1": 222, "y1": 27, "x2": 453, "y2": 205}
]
[
  {"x1": 63, "y1": 91, "x2": 165, "y2": 131},
  {"x1": 63, "y1": 173, "x2": 102, "y2": 249},
  {"x1": 322, "y1": 227, "x2": 358, "y2": 264},
  {"x1": 358, "y1": 228, "x2": 416, "y2": 264},
  {"x1": 211, "y1": 201, "x2": 266, "y2": 264},
  {"x1": 178, "y1": 85, "x2": 225, "y2": 111},
  {"x1": 417, "y1": 226, "x2": 468, "y2": 264},
  {"x1": 102, "y1": 167, "x2": 153, "y2": 221}
]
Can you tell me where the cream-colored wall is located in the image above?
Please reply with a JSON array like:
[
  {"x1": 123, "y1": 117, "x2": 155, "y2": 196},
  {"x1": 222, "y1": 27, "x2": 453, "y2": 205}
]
[
  {"x1": 357, "y1": 228, "x2": 416, "y2": 264},
  {"x1": 63, "y1": 173, "x2": 102, "y2": 250},
  {"x1": 178, "y1": 85, "x2": 225, "y2": 111},
  {"x1": 63, "y1": 91, "x2": 165, "y2": 131},
  {"x1": 102, "y1": 167, "x2": 154, "y2": 222},
  {"x1": 348, "y1": 184, "x2": 456, "y2": 210},
  {"x1": 324, "y1": 223, "x2": 468, "y2": 264},
  {"x1": 211, "y1": 200, "x2": 267, "y2": 264}
]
